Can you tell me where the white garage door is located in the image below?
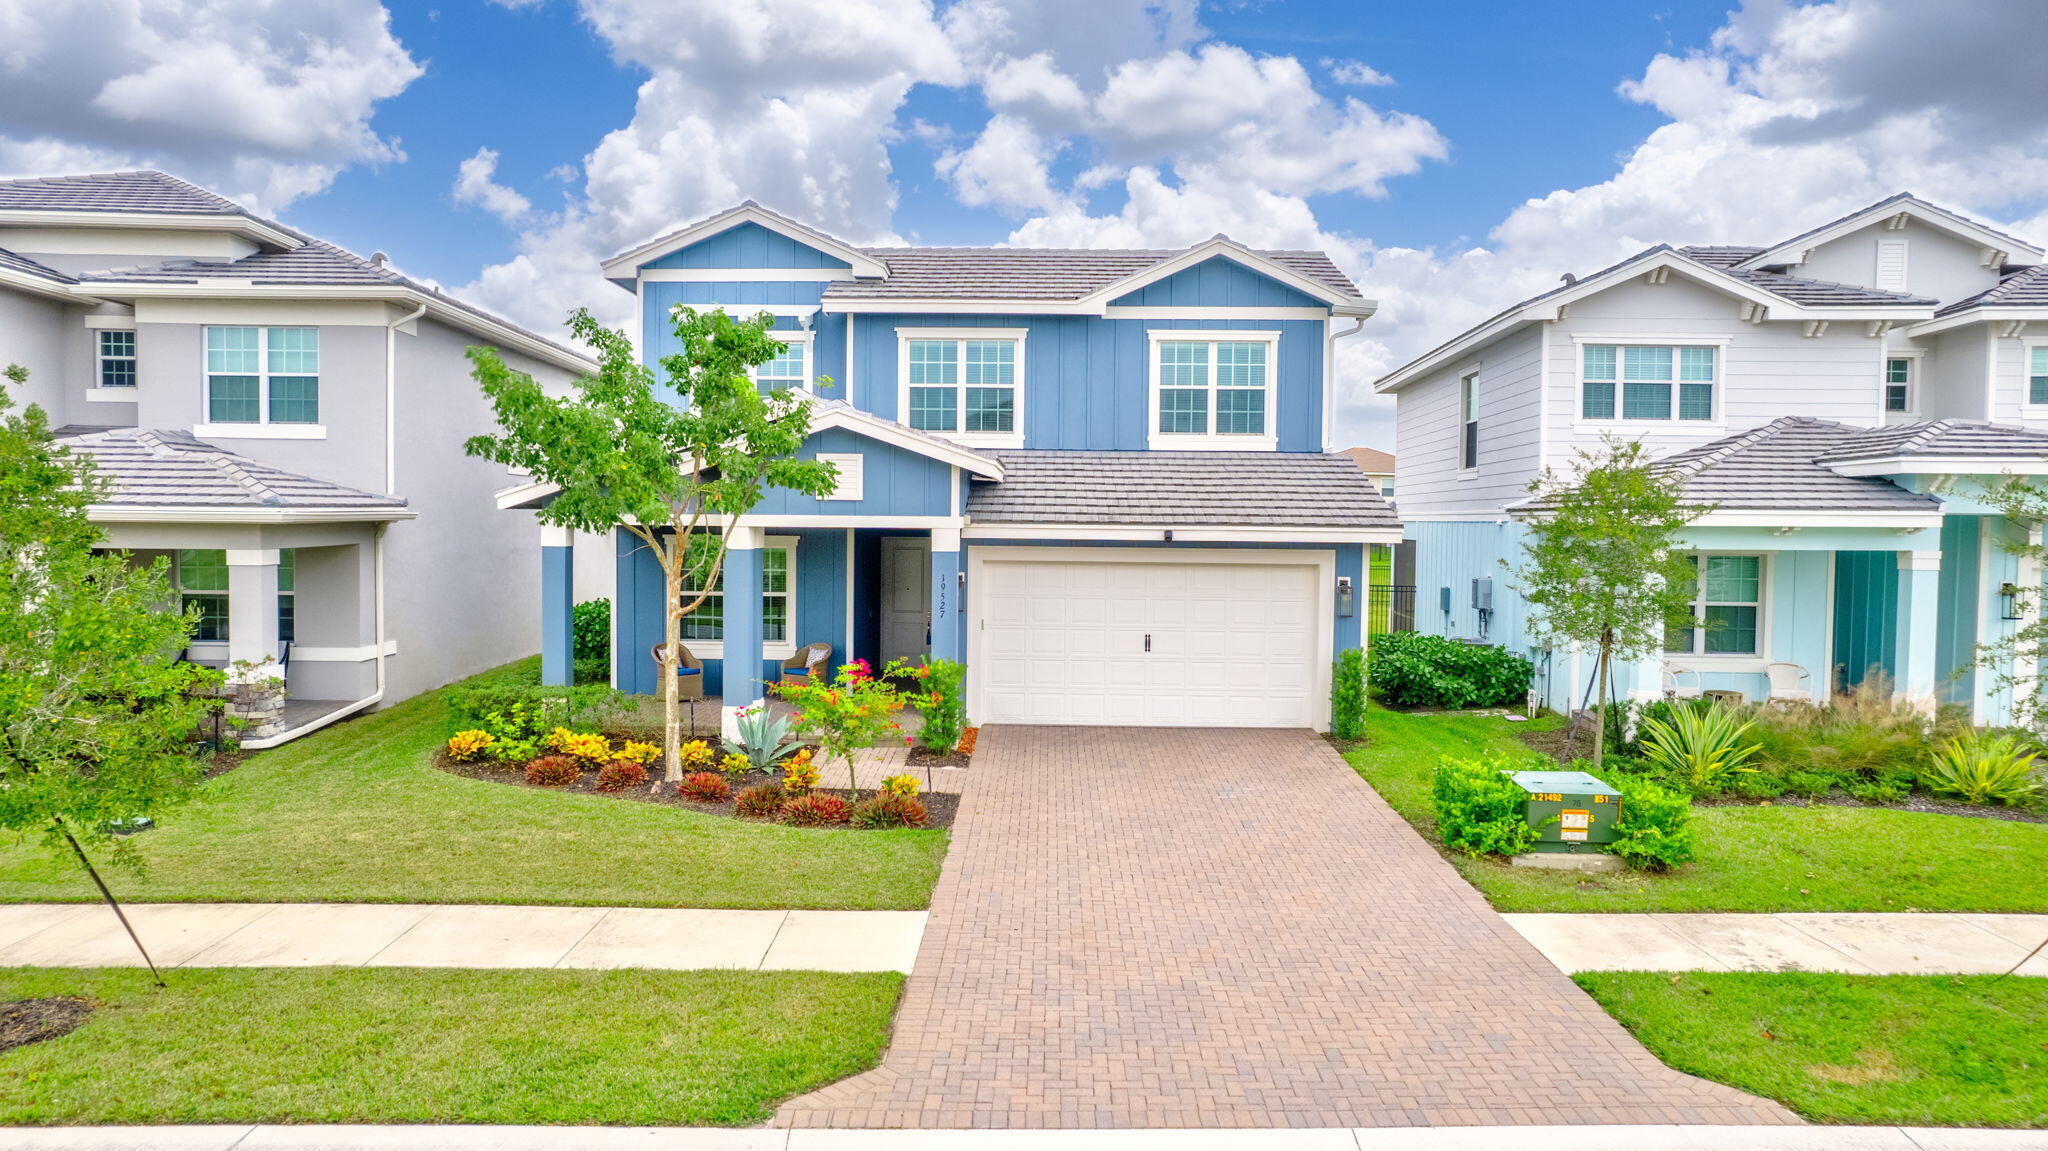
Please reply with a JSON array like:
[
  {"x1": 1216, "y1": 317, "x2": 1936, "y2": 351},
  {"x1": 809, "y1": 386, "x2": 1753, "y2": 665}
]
[{"x1": 975, "y1": 552, "x2": 1323, "y2": 727}]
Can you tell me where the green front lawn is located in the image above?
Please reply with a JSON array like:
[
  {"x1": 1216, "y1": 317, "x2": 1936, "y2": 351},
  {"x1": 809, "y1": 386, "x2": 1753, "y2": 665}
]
[
  {"x1": 0, "y1": 662, "x2": 946, "y2": 910},
  {"x1": 1348, "y1": 706, "x2": 2048, "y2": 912},
  {"x1": 1579, "y1": 971, "x2": 2048, "y2": 1128},
  {"x1": 0, "y1": 966, "x2": 898, "y2": 1126}
]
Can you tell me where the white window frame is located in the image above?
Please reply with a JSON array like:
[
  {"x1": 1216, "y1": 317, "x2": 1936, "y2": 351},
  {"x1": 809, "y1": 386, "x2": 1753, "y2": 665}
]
[
  {"x1": 674, "y1": 534, "x2": 798, "y2": 661},
  {"x1": 196, "y1": 325, "x2": 326, "y2": 439},
  {"x1": 1459, "y1": 370, "x2": 1480, "y2": 473},
  {"x1": 1571, "y1": 334, "x2": 1729, "y2": 430},
  {"x1": 896, "y1": 327, "x2": 1027, "y2": 449},
  {"x1": 815, "y1": 453, "x2": 864, "y2": 501},
  {"x1": 751, "y1": 329, "x2": 813, "y2": 393},
  {"x1": 95, "y1": 328, "x2": 137, "y2": 390},
  {"x1": 1146, "y1": 328, "x2": 1281, "y2": 451},
  {"x1": 1665, "y1": 552, "x2": 1768, "y2": 664},
  {"x1": 1882, "y1": 349, "x2": 1923, "y2": 416},
  {"x1": 2024, "y1": 340, "x2": 2048, "y2": 415}
]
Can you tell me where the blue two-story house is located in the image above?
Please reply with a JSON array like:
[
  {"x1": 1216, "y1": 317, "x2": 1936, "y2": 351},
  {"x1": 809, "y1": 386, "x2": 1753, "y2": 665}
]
[{"x1": 520, "y1": 202, "x2": 1399, "y2": 732}]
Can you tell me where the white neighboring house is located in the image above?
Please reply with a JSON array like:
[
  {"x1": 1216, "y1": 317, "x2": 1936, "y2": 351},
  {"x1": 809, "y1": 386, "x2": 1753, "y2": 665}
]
[
  {"x1": 0, "y1": 171, "x2": 598, "y2": 745},
  {"x1": 1342, "y1": 446, "x2": 1396, "y2": 504},
  {"x1": 1377, "y1": 193, "x2": 2048, "y2": 724}
]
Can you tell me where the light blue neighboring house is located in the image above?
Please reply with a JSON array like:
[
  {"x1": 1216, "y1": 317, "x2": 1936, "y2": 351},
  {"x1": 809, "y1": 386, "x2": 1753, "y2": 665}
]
[
  {"x1": 1377, "y1": 193, "x2": 2048, "y2": 724},
  {"x1": 516, "y1": 202, "x2": 1401, "y2": 732}
]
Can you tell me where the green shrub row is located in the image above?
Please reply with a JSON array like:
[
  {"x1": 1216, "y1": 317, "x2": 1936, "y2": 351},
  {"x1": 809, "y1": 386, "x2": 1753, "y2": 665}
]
[
  {"x1": 1432, "y1": 752, "x2": 1694, "y2": 872},
  {"x1": 1367, "y1": 633, "x2": 1533, "y2": 710}
]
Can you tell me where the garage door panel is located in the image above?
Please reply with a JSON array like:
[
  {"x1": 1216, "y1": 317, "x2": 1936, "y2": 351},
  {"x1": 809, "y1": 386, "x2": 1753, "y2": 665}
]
[{"x1": 977, "y1": 554, "x2": 1321, "y2": 728}]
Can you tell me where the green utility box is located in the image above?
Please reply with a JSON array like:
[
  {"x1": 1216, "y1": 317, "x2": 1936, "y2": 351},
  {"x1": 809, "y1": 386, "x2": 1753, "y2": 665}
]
[{"x1": 1508, "y1": 770, "x2": 1621, "y2": 853}]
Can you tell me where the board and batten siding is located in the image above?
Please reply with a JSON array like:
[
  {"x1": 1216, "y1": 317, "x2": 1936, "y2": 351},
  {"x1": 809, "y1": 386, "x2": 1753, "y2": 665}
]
[{"x1": 1392, "y1": 326, "x2": 1543, "y2": 519}]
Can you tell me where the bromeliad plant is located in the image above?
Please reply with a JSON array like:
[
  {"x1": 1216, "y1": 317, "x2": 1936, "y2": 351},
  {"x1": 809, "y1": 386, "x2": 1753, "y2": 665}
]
[
  {"x1": 775, "y1": 660, "x2": 908, "y2": 792},
  {"x1": 1922, "y1": 734, "x2": 2044, "y2": 806},
  {"x1": 1638, "y1": 703, "x2": 1763, "y2": 794},
  {"x1": 904, "y1": 659, "x2": 967, "y2": 754}
]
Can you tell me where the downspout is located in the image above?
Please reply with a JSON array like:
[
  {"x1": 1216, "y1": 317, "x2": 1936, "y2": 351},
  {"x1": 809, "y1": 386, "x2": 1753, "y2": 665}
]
[{"x1": 1326, "y1": 315, "x2": 1367, "y2": 452}]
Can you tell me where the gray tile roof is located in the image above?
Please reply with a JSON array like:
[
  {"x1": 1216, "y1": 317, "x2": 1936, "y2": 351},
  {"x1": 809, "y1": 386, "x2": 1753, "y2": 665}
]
[
  {"x1": 57, "y1": 427, "x2": 407, "y2": 511},
  {"x1": 806, "y1": 395, "x2": 1001, "y2": 470},
  {"x1": 1740, "y1": 192, "x2": 2039, "y2": 265},
  {"x1": 0, "y1": 245, "x2": 73, "y2": 284},
  {"x1": 1720, "y1": 267, "x2": 1936, "y2": 306},
  {"x1": 1676, "y1": 246, "x2": 1765, "y2": 269},
  {"x1": 0, "y1": 171, "x2": 243, "y2": 215},
  {"x1": 1938, "y1": 263, "x2": 2048, "y2": 314},
  {"x1": 828, "y1": 246, "x2": 1361, "y2": 301},
  {"x1": 1816, "y1": 419, "x2": 2048, "y2": 464},
  {"x1": 967, "y1": 450, "x2": 1399, "y2": 528},
  {"x1": 77, "y1": 237, "x2": 405, "y2": 286},
  {"x1": 1513, "y1": 418, "x2": 1940, "y2": 516}
]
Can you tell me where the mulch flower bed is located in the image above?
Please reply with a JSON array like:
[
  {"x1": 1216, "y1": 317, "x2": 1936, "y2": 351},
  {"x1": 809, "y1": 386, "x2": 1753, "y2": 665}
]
[
  {"x1": 1, "y1": 998, "x2": 92, "y2": 1054},
  {"x1": 433, "y1": 750, "x2": 959, "y2": 830},
  {"x1": 907, "y1": 726, "x2": 976, "y2": 769},
  {"x1": 1695, "y1": 793, "x2": 2046, "y2": 825}
]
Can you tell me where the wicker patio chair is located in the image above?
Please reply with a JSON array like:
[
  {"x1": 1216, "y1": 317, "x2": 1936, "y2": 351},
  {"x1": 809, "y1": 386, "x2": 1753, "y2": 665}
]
[{"x1": 780, "y1": 642, "x2": 834, "y2": 686}]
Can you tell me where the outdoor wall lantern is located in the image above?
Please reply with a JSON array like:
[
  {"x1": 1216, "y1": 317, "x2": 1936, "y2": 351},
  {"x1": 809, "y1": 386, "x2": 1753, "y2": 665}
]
[
  {"x1": 1336, "y1": 575, "x2": 1355, "y2": 618},
  {"x1": 2000, "y1": 582, "x2": 2025, "y2": 621}
]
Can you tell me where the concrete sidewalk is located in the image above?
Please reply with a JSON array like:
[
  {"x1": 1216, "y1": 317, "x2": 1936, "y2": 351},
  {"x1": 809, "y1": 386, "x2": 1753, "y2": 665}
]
[
  {"x1": 1506, "y1": 912, "x2": 2048, "y2": 976},
  {"x1": 0, "y1": 1125, "x2": 2041, "y2": 1149},
  {"x1": 0, "y1": 903, "x2": 924, "y2": 973}
]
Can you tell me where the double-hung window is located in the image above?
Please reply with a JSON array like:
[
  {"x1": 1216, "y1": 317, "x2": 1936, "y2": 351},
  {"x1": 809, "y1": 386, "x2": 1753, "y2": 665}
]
[
  {"x1": 277, "y1": 549, "x2": 296, "y2": 645},
  {"x1": 1665, "y1": 554, "x2": 1763, "y2": 657},
  {"x1": 1884, "y1": 356, "x2": 1914, "y2": 413},
  {"x1": 96, "y1": 330, "x2": 136, "y2": 389},
  {"x1": 205, "y1": 326, "x2": 319, "y2": 427},
  {"x1": 2029, "y1": 347, "x2": 2048, "y2": 407},
  {"x1": 675, "y1": 534, "x2": 795, "y2": 655},
  {"x1": 175, "y1": 549, "x2": 230, "y2": 644},
  {"x1": 1581, "y1": 342, "x2": 1717, "y2": 423},
  {"x1": 899, "y1": 329, "x2": 1024, "y2": 446},
  {"x1": 1459, "y1": 372, "x2": 1479, "y2": 469},
  {"x1": 1149, "y1": 330, "x2": 1279, "y2": 449},
  {"x1": 752, "y1": 332, "x2": 810, "y2": 393}
]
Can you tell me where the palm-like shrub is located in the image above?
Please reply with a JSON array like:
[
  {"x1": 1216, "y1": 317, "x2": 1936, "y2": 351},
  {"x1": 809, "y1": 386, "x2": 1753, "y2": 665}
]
[
  {"x1": 1922, "y1": 734, "x2": 2044, "y2": 806},
  {"x1": 1638, "y1": 703, "x2": 1763, "y2": 794}
]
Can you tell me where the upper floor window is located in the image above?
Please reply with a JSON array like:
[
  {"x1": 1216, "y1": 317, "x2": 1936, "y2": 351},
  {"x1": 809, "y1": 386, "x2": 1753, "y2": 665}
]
[
  {"x1": 1460, "y1": 372, "x2": 1479, "y2": 469},
  {"x1": 1665, "y1": 553, "x2": 1762, "y2": 657},
  {"x1": 899, "y1": 329, "x2": 1024, "y2": 447},
  {"x1": 1884, "y1": 356, "x2": 1914, "y2": 413},
  {"x1": 1580, "y1": 343, "x2": 1716, "y2": 423},
  {"x1": 2029, "y1": 347, "x2": 2048, "y2": 406},
  {"x1": 96, "y1": 330, "x2": 136, "y2": 389},
  {"x1": 753, "y1": 332, "x2": 809, "y2": 393},
  {"x1": 1148, "y1": 330, "x2": 1279, "y2": 450},
  {"x1": 206, "y1": 326, "x2": 318, "y2": 425}
]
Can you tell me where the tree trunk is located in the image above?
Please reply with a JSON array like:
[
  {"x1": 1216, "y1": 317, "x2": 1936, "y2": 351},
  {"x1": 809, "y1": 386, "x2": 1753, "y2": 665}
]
[
  {"x1": 1591, "y1": 637, "x2": 1610, "y2": 770},
  {"x1": 60, "y1": 821, "x2": 164, "y2": 986},
  {"x1": 662, "y1": 553, "x2": 683, "y2": 784}
]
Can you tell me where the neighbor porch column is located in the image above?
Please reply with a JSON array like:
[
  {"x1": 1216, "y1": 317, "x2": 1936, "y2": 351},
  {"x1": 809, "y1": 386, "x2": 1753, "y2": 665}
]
[
  {"x1": 1895, "y1": 549, "x2": 1942, "y2": 705},
  {"x1": 225, "y1": 548, "x2": 281, "y2": 668},
  {"x1": 930, "y1": 527, "x2": 963, "y2": 663},
  {"x1": 540, "y1": 524, "x2": 575, "y2": 686},
  {"x1": 720, "y1": 524, "x2": 765, "y2": 740}
]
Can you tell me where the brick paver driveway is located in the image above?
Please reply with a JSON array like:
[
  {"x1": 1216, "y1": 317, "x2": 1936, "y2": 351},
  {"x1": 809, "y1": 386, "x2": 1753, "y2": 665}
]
[{"x1": 778, "y1": 726, "x2": 1797, "y2": 1129}]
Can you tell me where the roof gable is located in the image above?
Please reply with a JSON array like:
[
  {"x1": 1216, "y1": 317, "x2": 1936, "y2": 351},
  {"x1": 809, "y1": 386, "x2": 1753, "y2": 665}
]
[
  {"x1": 1735, "y1": 193, "x2": 2041, "y2": 271},
  {"x1": 1078, "y1": 236, "x2": 1367, "y2": 315},
  {"x1": 1105, "y1": 253, "x2": 1328, "y2": 309},
  {"x1": 602, "y1": 202, "x2": 887, "y2": 282},
  {"x1": 640, "y1": 221, "x2": 854, "y2": 272}
]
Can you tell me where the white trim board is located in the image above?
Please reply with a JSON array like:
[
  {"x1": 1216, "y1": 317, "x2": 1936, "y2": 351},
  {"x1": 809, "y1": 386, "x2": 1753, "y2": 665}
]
[
  {"x1": 890, "y1": 327, "x2": 1028, "y2": 451},
  {"x1": 962, "y1": 523, "x2": 1400, "y2": 545},
  {"x1": 601, "y1": 203, "x2": 888, "y2": 281},
  {"x1": 87, "y1": 505, "x2": 416, "y2": 524}
]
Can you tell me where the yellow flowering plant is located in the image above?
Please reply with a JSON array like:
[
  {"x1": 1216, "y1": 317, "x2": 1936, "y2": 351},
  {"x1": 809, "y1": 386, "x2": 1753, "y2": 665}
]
[
  {"x1": 614, "y1": 740, "x2": 660, "y2": 767},
  {"x1": 880, "y1": 773, "x2": 921, "y2": 798},
  {"x1": 446, "y1": 730, "x2": 497, "y2": 762},
  {"x1": 719, "y1": 751, "x2": 751, "y2": 778},
  {"x1": 545, "y1": 726, "x2": 614, "y2": 769},
  {"x1": 782, "y1": 749, "x2": 820, "y2": 794},
  {"x1": 680, "y1": 739, "x2": 714, "y2": 768}
]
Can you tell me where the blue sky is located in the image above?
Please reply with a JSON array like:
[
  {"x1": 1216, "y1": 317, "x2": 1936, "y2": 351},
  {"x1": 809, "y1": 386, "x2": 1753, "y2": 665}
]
[{"x1": 6, "y1": 0, "x2": 2046, "y2": 445}]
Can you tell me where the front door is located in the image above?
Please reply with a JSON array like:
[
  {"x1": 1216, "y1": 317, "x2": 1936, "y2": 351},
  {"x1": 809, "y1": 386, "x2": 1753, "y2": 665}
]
[{"x1": 881, "y1": 536, "x2": 931, "y2": 665}]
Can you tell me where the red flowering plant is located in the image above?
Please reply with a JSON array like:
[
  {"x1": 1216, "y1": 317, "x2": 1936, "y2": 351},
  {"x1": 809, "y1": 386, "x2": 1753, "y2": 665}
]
[
  {"x1": 773, "y1": 659, "x2": 906, "y2": 792},
  {"x1": 905, "y1": 658, "x2": 967, "y2": 754}
]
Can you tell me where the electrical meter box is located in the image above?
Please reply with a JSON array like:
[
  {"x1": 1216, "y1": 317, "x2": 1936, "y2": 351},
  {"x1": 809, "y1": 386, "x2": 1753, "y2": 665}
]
[{"x1": 1507, "y1": 770, "x2": 1621, "y2": 853}]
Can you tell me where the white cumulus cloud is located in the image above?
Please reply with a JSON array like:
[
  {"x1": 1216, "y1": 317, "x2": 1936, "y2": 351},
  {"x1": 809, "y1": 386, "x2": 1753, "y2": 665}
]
[{"x1": 453, "y1": 147, "x2": 535, "y2": 226}]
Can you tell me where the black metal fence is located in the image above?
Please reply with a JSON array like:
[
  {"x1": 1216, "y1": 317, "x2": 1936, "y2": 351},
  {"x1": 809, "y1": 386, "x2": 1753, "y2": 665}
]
[{"x1": 1367, "y1": 584, "x2": 1416, "y2": 635}]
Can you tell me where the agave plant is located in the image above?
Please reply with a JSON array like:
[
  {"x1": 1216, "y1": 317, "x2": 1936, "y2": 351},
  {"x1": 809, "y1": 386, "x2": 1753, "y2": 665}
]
[
  {"x1": 1638, "y1": 703, "x2": 1764, "y2": 794},
  {"x1": 1922, "y1": 734, "x2": 2044, "y2": 806},
  {"x1": 722, "y1": 705, "x2": 804, "y2": 772}
]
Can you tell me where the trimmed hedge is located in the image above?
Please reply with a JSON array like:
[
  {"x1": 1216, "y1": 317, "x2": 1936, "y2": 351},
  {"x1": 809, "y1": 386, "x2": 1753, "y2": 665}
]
[{"x1": 1367, "y1": 632, "x2": 1533, "y2": 710}]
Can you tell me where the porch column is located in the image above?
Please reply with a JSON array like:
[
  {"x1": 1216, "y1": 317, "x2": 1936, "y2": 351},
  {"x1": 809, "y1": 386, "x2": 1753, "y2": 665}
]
[
  {"x1": 930, "y1": 527, "x2": 963, "y2": 663},
  {"x1": 720, "y1": 525, "x2": 765, "y2": 741},
  {"x1": 1895, "y1": 549, "x2": 1942, "y2": 704},
  {"x1": 225, "y1": 548, "x2": 281, "y2": 668},
  {"x1": 540, "y1": 524, "x2": 575, "y2": 686}
]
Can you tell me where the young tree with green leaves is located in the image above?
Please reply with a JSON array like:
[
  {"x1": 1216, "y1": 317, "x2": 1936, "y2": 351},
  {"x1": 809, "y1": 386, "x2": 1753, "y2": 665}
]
[
  {"x1": 465, "y1": 308, "x2": 837, "y2": 782},
  {"x1": 1968, "y1": 478, "x2": 2048, "y2": 732},
  {"x1": 1510, "y1": 437, "x2": 1706, "y2": 767},
  {"x1": 0, "y1": 366, "x2": 222, "y2": 981}
]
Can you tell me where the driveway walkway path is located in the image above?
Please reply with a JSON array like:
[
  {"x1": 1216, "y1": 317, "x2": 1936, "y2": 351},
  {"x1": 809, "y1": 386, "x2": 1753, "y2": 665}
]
[
  {"x1": 0, "y1": 903, "x2": 923, "y2": 972},
  {"x1": 1508, "y1": 912, "x2": 2048, "y2": 976},
  {"x1": 777, "y1": 727, "x2": 1797, "y2": 1130}
]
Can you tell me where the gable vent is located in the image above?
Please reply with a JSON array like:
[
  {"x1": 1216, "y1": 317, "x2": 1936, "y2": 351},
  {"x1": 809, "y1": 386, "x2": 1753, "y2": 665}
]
[
  {"x1": 817, "y1": 452, "x2": 864, "y2": 501},
  {"x1": 1875, "y1": 238, "x2": 1909, "y2": 290}
]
